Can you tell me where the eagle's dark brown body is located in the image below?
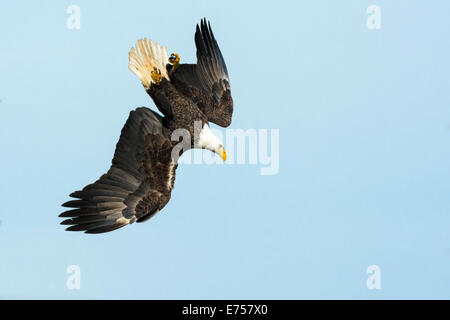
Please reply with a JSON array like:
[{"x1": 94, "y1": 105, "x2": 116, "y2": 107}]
[
  {"x1": 147, "y1": 78, "x2": 209, "y2": 141},
  {"x1": 59, "y1": 19, "x2": 234, "y2": 233},
  {"x1": 170, "y1": 70, "x2": 233, "y2": 128}
]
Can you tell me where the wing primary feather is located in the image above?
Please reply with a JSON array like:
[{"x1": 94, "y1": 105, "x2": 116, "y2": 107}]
[{"x1": 60, "y1": 107, "x2": 178, "y2": 234}]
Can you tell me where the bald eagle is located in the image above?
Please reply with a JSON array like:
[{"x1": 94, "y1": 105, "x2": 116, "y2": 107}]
[{"x1": 59, "y1": 19, "x2": 233, "y2": 233}]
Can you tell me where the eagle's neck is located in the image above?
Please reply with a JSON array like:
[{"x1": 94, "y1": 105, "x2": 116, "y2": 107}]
[{"x1": 196, "y1": 124, "x2": 221, "y2": 150}]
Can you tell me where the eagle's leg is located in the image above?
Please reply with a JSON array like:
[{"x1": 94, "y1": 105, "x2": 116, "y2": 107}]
[{"x1": 151, "y1": 67, "x2": 162, "y2": 85}]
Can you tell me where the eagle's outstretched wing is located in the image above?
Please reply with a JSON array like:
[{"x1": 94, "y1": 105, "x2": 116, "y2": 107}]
[
  {"x1": 59, "y1": 107, "x2": 177, "y2": 234},
  {"x1": 171, "y1": 18, "x2": 234, "y2": 127}
]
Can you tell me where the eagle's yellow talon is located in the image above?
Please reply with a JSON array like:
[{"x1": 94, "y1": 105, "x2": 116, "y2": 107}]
[
  {"x1": 151, "y1": 67, "x2": 162, "y2": 85},
  {"x1": 168, "y1": 53, "x2": 180, "y2": 76}
]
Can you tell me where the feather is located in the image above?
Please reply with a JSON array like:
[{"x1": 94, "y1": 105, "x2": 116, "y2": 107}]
[
  {"x1": 128, "y1": 38, "x2": 170, "y2": 89},
  {"x1": 59, "y1": 107, "x2": 177, "y2": 234}
]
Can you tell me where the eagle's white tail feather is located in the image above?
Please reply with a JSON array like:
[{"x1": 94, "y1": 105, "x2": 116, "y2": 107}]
[{"x1": 128, "y1": 38, "x2": 169, "y2": 89}]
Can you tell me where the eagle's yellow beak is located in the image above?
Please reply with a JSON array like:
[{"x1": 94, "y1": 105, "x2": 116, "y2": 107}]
[{"x1": 218, "y1": 147, "x2": 227, "y2": 161}]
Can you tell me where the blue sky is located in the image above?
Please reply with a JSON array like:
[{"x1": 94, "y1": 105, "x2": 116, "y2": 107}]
[{"x1": 0, "y1": 0, "x2": 449, "y2": 299}]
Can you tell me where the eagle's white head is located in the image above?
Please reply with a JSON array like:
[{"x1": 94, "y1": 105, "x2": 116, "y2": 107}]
[{"x1": 195, "y1": 123, "x2": 227, "y2": 161}]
